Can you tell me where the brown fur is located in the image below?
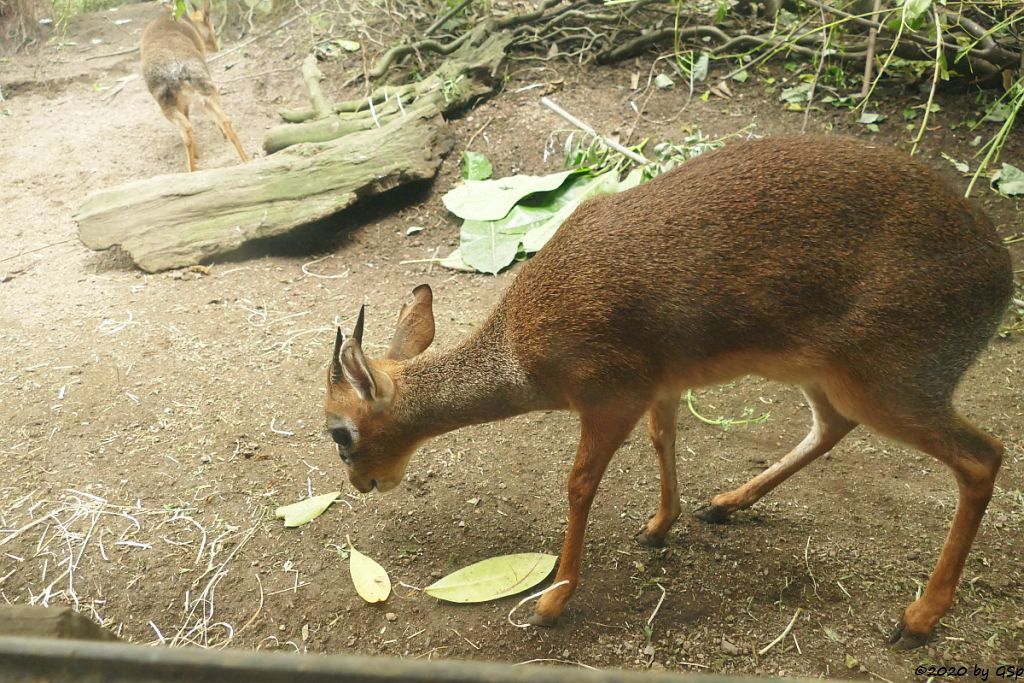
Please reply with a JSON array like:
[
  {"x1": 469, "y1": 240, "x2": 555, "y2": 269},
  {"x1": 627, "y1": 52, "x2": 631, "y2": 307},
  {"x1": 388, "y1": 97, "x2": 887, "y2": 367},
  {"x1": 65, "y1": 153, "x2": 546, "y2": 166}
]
[
  {"x1": 325, "y1": 135, "x2": 1012, "y2": 646},
  {"x1": 140, "y1": 4, "x2": 249, "y2": 172}
]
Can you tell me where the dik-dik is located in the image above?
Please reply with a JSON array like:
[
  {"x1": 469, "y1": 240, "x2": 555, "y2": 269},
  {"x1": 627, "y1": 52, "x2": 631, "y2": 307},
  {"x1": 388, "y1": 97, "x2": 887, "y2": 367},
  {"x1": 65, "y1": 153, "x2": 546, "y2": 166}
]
[
  {"x1": 140, "y1": 4, "x2": 249, "y2": 172},
  {"x1": 324, "y1": 136, "x2": 1012, "y2": 648}
]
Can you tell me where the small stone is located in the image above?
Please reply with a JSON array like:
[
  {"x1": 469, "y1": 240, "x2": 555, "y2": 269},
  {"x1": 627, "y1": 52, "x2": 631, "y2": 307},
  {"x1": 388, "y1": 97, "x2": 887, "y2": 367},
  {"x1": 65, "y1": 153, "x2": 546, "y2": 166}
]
[
  {"x1": 200, "y1": 454, "x2": 212, "y2": 464},
  {"x1": 385, "y1": 612, "x2": 397, "y2": 622},
  {"x1": 720, "y1": 637, "x2": 741, "y2": 656}
]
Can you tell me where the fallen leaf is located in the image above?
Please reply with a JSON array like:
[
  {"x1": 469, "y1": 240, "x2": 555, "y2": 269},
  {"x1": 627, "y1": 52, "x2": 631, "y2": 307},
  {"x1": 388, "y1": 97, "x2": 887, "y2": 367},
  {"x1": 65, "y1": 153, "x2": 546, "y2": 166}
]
[
  {"x1": 441, "y1": 171, "x2": 575, "y2": 222},
  {"x1": 424, "y1": 553, "x2": 557, "y2": 603},
  {"x1": 991, "y1": 162, "x2": 1024, "y2": 196},
  {"x1": 274, "y1": 492, "x2": 340, "y2": 528},
  {"x1": 348, "y1": 538, "x2": 391, "y2": 603}
]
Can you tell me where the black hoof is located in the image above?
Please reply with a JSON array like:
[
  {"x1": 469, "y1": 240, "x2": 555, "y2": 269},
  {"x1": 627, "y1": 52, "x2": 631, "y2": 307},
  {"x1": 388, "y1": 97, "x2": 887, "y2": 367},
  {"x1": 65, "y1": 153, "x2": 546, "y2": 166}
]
[
  {"x1": 527, "y1": 611, "x2": 559, "y2": 627},
  {"x1": 635, "y1": 529, "x2": 667, "y2": 548},
  {"x1": 887, "y1": 620, "x2": 931, "y2": 650},
  {"x1": 694, "y1": 503, "x2": 732, "y2": 524}
]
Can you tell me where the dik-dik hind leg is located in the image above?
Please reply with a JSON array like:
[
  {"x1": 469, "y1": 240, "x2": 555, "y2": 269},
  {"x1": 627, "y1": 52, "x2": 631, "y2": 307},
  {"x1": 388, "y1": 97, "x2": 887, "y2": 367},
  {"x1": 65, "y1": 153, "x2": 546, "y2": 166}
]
[
  {"x1": 695, "y1": 386, "x2": 856, "y2": 523},
  {"x1": 529, "y1": 403, "x2": 645, "y2": 626},
  {"x1": 637, "y1": 393, "x2": 681, "y2": 547},
  {"x1": 162, "y1": 103, "x2": 197, "y2": 172},
  {"x1": 867, "y1": 414, "x2": 1003, "y2": 649},
  {"x1": 201, "y1": 92, "x2": 250, "y2": 163}
]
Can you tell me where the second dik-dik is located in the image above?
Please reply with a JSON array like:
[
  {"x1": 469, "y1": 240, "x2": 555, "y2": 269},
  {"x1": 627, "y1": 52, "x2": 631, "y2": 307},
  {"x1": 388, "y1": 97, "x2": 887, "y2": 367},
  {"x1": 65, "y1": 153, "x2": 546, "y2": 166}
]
[
  {"x1": 140, "y1": 4, "x2": 249, "y2": 172},
  {"x1": 324, "y1": 136, "x2": 1012, "y2": 648}
]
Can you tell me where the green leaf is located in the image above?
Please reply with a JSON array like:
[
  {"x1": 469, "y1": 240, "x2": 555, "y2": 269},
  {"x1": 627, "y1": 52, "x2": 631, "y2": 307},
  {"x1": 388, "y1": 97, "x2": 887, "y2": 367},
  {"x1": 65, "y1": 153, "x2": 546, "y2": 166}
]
[
  {"x1": 823, "y1": 626, "x2": 845, "y2": 643},
  {"x1": 780, "y1": 82, "x2": 812, "y2": 104},
  {"x1": 441, "y1": 170, "x2": 575, "y2": 221},
  {"x1": 858, "y1": 112, "x2": 885, "y2": 124},
  {"x1": 348, "y1": 539, "x2": 391, "y2": 603},
  {"x1": 274, "y1": 492, "x2": 340, "y2": 528},
  {"x1": 424, "y1": 553, "x2": 557, "y2": 603},
  {"x1": 691, "y1": 52, "x2": 709, "y2": 83},
  {"x1": 459, "y1": 217, "x2": 530, "y2": 275},
  {"x1": 991, "y1": 163, "x2": 1024, "y2": 197},
  {"x1": 902, "y1": 107, "x2": 919, "y2": 121},
  {"x1": 731, "y1": 70, "x2": 749, "y2": 83},
  {"x1": 337, "y1": 39, "x2": 360, "y2": 52},
  {"x1": 461, "y1": 151, "x2": 493, "y2": 181},
  {"x1": 940, "y1": 152, "x2": 969, "y2": 174},
  {"x1": 521, "y1": 171, "x2": 626, "y2": 253},
  {"x1": 440, "y1": 247, "x2": 475, "y2": 272},
  {"x1": 900, "y1": 0, "x2": 932, "y2": 24},
  {"x1": 654, "y1": 73, "x2": 674, "y2": 90}
]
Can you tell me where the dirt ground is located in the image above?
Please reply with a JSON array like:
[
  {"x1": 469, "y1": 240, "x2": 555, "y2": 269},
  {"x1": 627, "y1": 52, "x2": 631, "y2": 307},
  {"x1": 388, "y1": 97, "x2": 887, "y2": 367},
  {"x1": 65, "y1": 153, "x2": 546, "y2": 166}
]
[{"x1": 1, "y1": 3, "x2": 1022, "y2": 680}]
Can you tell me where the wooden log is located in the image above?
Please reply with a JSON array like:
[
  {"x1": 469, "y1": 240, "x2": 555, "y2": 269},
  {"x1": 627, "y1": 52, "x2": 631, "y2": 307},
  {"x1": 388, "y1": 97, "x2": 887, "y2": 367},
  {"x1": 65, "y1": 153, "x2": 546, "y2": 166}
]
[
  {"x1": 264, "y1": 26, "x2": 513, "y2": 153},
  {"x1": 0, "y1": 606, "x2": 119, "y2": 641},
  {"x1": 75, "y1": 112, "x2": 454, "y2": 273}
]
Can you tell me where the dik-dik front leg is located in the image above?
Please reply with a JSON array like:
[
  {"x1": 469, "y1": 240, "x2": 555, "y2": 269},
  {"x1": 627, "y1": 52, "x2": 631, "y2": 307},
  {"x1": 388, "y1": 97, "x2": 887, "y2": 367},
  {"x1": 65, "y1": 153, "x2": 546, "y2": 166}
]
[{"x1": 529, "y1": 404, "x2": 644, "y2": 626}]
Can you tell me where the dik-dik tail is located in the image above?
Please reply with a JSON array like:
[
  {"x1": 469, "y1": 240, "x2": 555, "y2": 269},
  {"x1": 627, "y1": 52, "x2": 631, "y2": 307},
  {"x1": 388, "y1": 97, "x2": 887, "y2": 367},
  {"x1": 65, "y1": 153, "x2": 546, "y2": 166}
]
[{"x1": 140, "y1": 4, "x2": 249, "y2": 172}]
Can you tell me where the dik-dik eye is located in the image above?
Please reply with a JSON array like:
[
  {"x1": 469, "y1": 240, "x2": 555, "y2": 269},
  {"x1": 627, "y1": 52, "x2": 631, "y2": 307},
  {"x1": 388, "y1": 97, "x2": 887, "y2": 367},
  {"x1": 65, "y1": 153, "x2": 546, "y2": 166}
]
[{"x1": 330, "y1": 428, "x2": 353, "y2": 449}]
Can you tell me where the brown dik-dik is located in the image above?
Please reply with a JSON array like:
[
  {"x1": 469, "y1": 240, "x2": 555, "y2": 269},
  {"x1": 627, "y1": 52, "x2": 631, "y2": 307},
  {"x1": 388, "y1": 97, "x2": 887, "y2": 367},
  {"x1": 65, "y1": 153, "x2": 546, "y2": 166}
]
[
  {"x1": 140, "y1": 4, "x2": 249, "y2": 172},
  {"x1": 324, "y1": 136, "x2": 1012, "y2": 648}
]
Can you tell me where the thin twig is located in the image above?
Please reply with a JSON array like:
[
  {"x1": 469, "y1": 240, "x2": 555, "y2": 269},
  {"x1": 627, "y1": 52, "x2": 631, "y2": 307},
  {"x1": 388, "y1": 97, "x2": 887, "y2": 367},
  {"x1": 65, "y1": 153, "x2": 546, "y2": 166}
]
[
  {"x1": 804, "y1": 535, "x2": 819, "y2": 598},
  {"x1": 425, "y1": 0, "x2": 473, "y2": 37},
  {"x1": 540, "y1": 97, "x2": 647, "y2": 164},
  {"x1": 0, "y1": 238, "x2": 76, "y2": 265},
  {"x1": 758, "y1": 608, "x2": 802, "y2": 656},
  {"x1": 859, "y1": 0, "x2": 883, "y2": 98},
  {"x1": 910, "y1": 5, "x2": 943, "y2": 156},
  {"x1": 647, "y1": 581, "x2": 667, "y2": 626},
  {"x1": 208, "y1": 14, "x2": 303, "y2": 63}
]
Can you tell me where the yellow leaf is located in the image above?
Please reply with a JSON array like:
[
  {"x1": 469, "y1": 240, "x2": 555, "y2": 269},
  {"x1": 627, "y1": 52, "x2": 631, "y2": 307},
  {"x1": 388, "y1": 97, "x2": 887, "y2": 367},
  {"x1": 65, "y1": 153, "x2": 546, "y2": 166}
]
[
  {"x1": 274, "y1": 492, "x2": 340, "y2": 528},
  {"x1": 424, "y1": 553, "x2": 557, "y2": 603},
  {"x1": 348, "y1": 538, "x2": 391, "y2": 603}
]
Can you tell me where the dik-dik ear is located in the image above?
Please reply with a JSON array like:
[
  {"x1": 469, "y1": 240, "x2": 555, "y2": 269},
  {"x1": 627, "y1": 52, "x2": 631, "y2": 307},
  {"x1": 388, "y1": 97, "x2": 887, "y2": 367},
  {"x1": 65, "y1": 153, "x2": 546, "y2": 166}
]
[
  {"x1": 386, "y1": 284, "x2": 435, "y2": 361},
  {"x1": 335, "y1": 305, "x2": 377, "y2": 401}
]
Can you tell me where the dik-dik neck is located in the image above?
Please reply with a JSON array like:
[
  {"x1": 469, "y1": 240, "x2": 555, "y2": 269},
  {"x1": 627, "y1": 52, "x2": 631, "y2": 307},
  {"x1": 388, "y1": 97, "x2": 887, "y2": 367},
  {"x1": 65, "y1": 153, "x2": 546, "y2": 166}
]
[{"x1": 394, "y1": 316, "x2": 546, "y2": 437}]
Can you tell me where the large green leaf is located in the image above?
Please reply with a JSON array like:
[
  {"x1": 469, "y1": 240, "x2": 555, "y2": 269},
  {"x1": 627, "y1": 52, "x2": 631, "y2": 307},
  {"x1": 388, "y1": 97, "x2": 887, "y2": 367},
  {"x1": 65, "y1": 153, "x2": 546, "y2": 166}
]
[
  {"x1": 424, "y1": 553, "x2": 557, "y2": 603},
  {"x1": 992, "y1": 162, "x2": 1024, "y2": 197},
  {"x1": 521, "y1": 168, "x2": 645, "y2": 253},
  {"x1": 274, "y1": 492, "x2": 340, "y2": 528},
  {"x1": 459, "y1": 203, "x2": 553, "y2": 274},
  {"x1": 441, "y1": 170, "x2": 575, "y2": 221},
  {"x1": 447, "y1": 167, "x2": 648, "y2": 274}
]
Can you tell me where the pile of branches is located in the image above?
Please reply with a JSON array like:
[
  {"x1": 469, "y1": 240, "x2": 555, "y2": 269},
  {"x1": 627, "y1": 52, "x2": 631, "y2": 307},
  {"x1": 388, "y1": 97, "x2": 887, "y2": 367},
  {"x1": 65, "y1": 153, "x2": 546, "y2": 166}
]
[
  {"x1": 349, "y1": 0, "x2": 1020, "y2": 188},
  {"x1": 371, "y1": 0, "x2": 1022, "y2": 80}
]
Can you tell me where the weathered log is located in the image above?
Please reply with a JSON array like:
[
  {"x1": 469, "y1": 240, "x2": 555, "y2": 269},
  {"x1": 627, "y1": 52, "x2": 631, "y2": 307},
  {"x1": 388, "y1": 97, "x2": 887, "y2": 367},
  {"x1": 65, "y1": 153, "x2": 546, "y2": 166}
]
[
  {"x1": 0, "y1": 606, "x2": 120, "y2": 641},
  {"x1": 76, "y1": 112, "x2": 454, "y2": 272},
  {"x1": 264, "y1": 25, "x2": 513, "y2": 153}
]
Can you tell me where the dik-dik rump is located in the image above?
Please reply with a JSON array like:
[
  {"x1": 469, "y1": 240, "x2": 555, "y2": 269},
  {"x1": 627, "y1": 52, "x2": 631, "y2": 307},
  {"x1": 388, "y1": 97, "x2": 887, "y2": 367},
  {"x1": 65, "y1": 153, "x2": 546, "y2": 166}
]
[
  {"x1": 324, "y1": 135, "x2": 1012, "y2": 648},
  {"x1": 140, "y1": 4, "x2": 249, "y2": 172}
]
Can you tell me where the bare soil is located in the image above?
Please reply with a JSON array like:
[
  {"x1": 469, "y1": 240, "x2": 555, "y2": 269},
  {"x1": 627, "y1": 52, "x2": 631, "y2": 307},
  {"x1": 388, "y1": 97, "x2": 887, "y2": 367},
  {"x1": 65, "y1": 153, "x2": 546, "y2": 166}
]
[{"x1": 1, "y1": 4, "x2": 1022, "y2": 681}]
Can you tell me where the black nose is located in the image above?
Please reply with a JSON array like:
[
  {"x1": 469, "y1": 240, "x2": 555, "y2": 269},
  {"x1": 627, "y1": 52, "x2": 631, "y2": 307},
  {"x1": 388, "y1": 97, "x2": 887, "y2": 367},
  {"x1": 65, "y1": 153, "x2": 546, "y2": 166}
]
[{"x1": 370, "y1": 479, "x2": 378, "y2": 490}]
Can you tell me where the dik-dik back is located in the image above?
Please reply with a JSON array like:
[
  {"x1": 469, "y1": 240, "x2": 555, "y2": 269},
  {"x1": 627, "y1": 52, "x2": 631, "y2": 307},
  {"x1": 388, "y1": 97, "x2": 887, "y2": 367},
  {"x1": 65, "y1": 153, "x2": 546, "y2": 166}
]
[
  {"x1": 140, "y1": 5, "x2": 249, "y2": 172},
  {"x1": 325, "y1": 135, "x2": 1012, "y2": 648}
]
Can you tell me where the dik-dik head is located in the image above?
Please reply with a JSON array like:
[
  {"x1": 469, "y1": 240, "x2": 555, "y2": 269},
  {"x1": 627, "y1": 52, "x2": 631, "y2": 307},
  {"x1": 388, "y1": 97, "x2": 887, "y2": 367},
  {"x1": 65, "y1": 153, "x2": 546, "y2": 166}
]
[
  {"x1": 181, "y1": 3, "x2": 218, "y2": 53},
  {"x1": 325, "y1": 286, "x2": 435, "y2": 494}
]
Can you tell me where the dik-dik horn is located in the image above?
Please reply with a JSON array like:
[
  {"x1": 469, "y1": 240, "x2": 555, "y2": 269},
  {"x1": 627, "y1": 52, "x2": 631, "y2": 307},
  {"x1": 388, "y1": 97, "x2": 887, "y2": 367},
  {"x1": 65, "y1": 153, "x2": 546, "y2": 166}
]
[
  {"x1": 140, "y1": 3, "x2": 249, "y2": 172},
  {"x1": 324, "y1": 135, "x2": 1012, "y2": 648}
]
